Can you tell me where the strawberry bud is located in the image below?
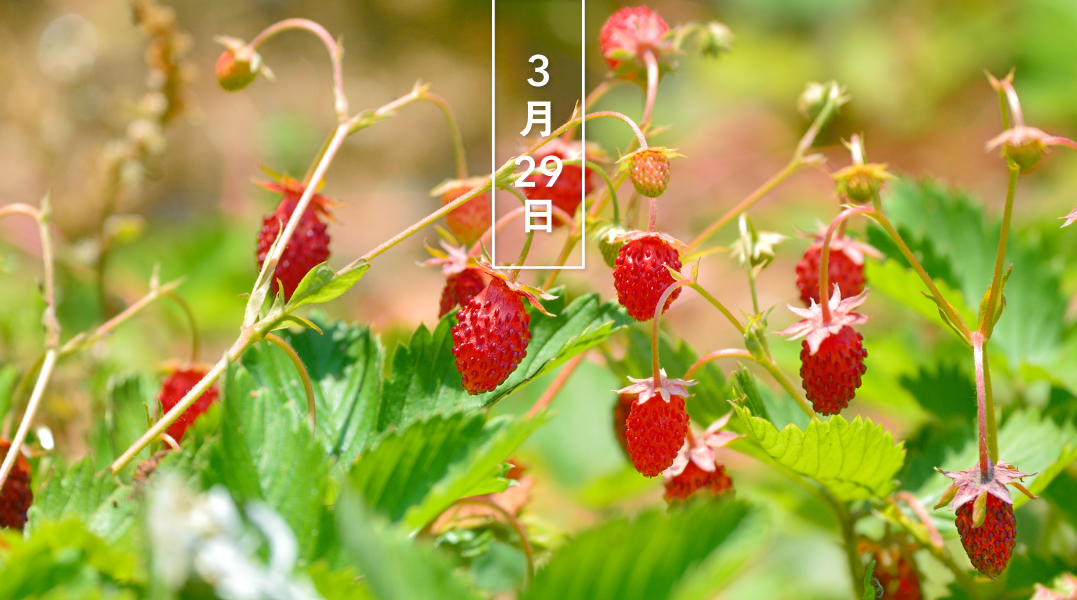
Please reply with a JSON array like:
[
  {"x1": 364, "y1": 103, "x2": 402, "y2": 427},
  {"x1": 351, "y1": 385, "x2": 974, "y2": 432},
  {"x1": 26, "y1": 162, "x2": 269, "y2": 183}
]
[
  {"x1": 215, "y1": 48, "x2": 257, "y2": 92},
  {"x1": 833, "y1": 163, "x2": 893, "y2": 204}
]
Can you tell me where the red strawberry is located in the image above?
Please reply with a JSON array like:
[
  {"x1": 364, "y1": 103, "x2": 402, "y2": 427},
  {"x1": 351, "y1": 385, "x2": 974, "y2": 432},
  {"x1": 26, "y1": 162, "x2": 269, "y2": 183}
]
[
  {"x1": 627, "y1": 148, "x2": 671, "y2": 198},
  {"x1": 799, "y1": 326, "x2": 867, "y2": 415},
  {"x1": 255, "y1": 175, "x2": 332, "y2": 301},
  {"x1": 616, "y1": 373, "x2": 695, "y2": 477},
  {"x1": 440, "y1": 268, "x2": 485, "y2": 318},
  {"x1": 613, "y1": 232, "x2": 684, "y2": 322},
  {"x1": 860, "y1": 539, "x2": 923, "y2": 600},
  {"x1": 452, "y1": 278, "x2": 537, "y2": 394},
  {"x1": 662, "y1": 413, "x2": 740, "y2": 501},
  {"x1": 612, "y1": 392, "x2": 633, "y2": 457},
  {"x1": 795, "y1": 235, "x2": 879, "y2": 306},
  {"x1": 439, "y1": 181, "x2": 491, "y2": 247},
  {"x1": 664, "y1": 461, "x2": 732, "y2": 501},
  {"x1": 955, "y1": 493, "x2": 1016, "y2": 579},
  {"x1": 0, "y1": 440, "x2": 32, "y2": 530},
  {"x1": 599, "y1": 5, "x2": 671, "y2": 79},
  {"x1": 779, "y1": 289, "x2": 870, "y2": 415},
  {"x1": 935, "y1": 460, "x2": 1035, "y2": 580},
  {"x1": 523, "y1": 139, "x2": 598, "y2": 225},
  {"x1": 158, "y1": 367, "x2": 219, "y2": 442}
]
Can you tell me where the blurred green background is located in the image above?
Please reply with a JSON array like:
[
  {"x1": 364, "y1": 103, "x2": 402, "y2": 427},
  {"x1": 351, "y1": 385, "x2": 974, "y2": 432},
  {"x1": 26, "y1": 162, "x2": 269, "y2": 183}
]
[{"x1": 1, "y1": 0, "x2": 1076, "y2": 598}]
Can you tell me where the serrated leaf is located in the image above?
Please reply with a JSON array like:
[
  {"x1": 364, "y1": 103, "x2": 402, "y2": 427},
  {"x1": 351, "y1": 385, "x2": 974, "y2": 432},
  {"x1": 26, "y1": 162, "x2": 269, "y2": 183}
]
[
  {"x1": 349, "y1": 410, "x2": 487, "y2": 522},
  {"x1": 285, "y1": 261, "x2": 369, "y2": 311},
  {"x1": 0, "y1": 519, "x2": 139, "y2": 600},
  {"x1": 245, "y1": 319, "x2": 384, "y2": 464},
  {"x1": 335, "y1": 489, "x2": 483, "y2": 600},
  {"x1": 523, "y1": 501, "x2": 752, "y2": 600},
  {"x1": 25, "y1": 457, "x2": 132, "y2": 542},
  {"x1": 402, "y1": 410, "x2": 549, "y2": 531},
  {"x1": 102, "y1": 374, "x2": 156, "y2": 467},
  {"x1": 733, "y1": 405, "x2": 906, "y2": 501},
  {"x1": 203, "y1": 363, "x2": 330, "y2": 562}
]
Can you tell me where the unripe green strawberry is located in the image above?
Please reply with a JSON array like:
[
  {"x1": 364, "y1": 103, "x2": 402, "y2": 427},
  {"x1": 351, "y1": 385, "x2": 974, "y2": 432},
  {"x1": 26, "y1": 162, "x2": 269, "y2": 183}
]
[
  {"x1": 216, "y1": 48, "x2": 257, "y2": 91},
  {"x1": 628, "y1": 149, "x2": 671, "y2": 197},
  {"x1": 594, "y1": 224, "x2": 628, "y2": 268}
]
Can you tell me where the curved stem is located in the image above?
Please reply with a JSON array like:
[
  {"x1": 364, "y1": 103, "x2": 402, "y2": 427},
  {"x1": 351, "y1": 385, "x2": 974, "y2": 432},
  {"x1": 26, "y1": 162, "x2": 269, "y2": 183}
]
[
  {"x1": 0, "y1": 349, "x2": 56, "y2": 491},
  {"x1": 470, "y1": 204, "x2": 573, "y2": 257},
  {"x1": 164, "y1": 290, "x2": 200, "y2": 363},
  {"x1": 819, "y1": 206, "x2": 875, "y2": 322},
  {"x1": 982, "y1": 167, "x2": 1018, "y2": 337},
  {"x1": 685, "y1": 159, "x2": 800, "y2": 253},
  {"x1": 652, "y1": 280, "x2": 693, "y2": 386},
  {"x1": 527, "y1": 353, "x2": 586, "y2": 418},
  {"x1": 687, "y1": 348, "x2": 813, "y2": 418},
  {"x1": 561, "y1": 79, "x2": 620, "y2": 141},
  {"x1": 159, "y1": 433, "x2": 181, "y2": 452},
  {"x1": 350, "y1": 180, "x2": 492, "y2": 267},
  {"x1": 247, "y1": 19, "x2": 348, "y2": 121},
  {"x1": 686, "y1": 282, "x2": 745, "y2": 334},
  {"x1": 265, "y1": 333, "x2": 316, "y2": 433},
  {"x1": 526, "y1": 111, "x2": 646, "y2": 158},
  {"x1": 453, "y1": 497, "x2": 535, "y2": 586},
  {"x1": 642, "y1": 50, "x2": 659, "y2": 128},
  {"x1": 894, "y1": 491, "x2": 943, "y2": 549},
  {"x1": 686, "y1": 349, "x2": 754, "y2": 379},
  {"x1": 870, "y1": 196, "x2": 972, "y2": 341},
  {"x1": 561, "y1": 159, "x2": 619, "y2": 223},
  {"x1": 60, "y1": 277, "x2": 185, "y2": 357},
  {"x1": 420, "y1": 92, "x2": 468, "y2": 179}
]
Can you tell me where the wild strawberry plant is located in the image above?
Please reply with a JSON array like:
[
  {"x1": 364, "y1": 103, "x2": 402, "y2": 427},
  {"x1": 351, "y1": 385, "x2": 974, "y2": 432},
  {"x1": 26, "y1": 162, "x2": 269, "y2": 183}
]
[{"x1": 1, "y1": 2, "x2": 1077, "y2": 600}]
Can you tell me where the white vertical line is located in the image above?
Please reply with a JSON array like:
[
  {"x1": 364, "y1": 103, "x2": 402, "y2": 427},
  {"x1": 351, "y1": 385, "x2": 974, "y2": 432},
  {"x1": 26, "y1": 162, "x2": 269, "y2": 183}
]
[
  {"x1": 580, "y1": 0, "x2": 586, "y2": 269},
  {"x1": 491, "y1": 0, "x2": 497, "y2": 266}
]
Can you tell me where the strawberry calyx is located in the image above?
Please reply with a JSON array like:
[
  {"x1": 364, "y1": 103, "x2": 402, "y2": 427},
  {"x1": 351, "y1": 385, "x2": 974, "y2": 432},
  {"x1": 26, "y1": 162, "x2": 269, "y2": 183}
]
[
  {"x1": 777, "y1": 287, "x2": 869, "y2": 355},
  {"x1": 420, "y1": 240, "x2": 475, "y2": 276},
  {"x1": 614, "y1": 369, "x2": 696, "y2": 405},
  {"x1": 471, "y1": 261, "x2": 558, "y2": 317},
  {"x1": 663, "y1": 411, "x2": 742, "y2": 481},
  {"x1": 254, "y1": 173, "x2": 337, "y2": 218},
  {"x1": 934, "y1": 459, "x2": 1037, "y2": 521},
  {"x1": 611, "y1": 230, "x2": 686, "y2": 254}
]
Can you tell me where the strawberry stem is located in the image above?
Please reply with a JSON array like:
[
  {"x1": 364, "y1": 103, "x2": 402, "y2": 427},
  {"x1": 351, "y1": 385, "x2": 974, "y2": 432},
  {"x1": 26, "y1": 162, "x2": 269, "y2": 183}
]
[
  {"x1": 527, "y1": 353, "x2": 587, "y2": 418},
  {"x1": 418, "y1": 91, "x2": 469, "y2": 180},
  {"x1": 509, "y1": 230, "x2": 534, "y2": 282},
  {"x1": 686, "y1": 348, "x2": 813, "y2": 418},
  {"x1": 652, "y1": 280, "x2": 692, "y2": 386},
  {"x1": 247, "y1": 19, "x2": 348, "y2": 122},
  {"x1": 818, "y1": 206, "x2": 875, "y2": 323},
  {"x1": 164, "y1": 290, "x2": 200, "y2": 363},
  {"x1": 971, "y1": 332, "x2": 993, "y2": 479},
  {"x1": 648, "y1": 197, "x2": 658, "y2": 232},
  {"x1": 642, "y1": 50, "x2": 659, "y2": 128},
  {"x1": 981, "y1": 166, "x2": 1018, "y2": 337}
]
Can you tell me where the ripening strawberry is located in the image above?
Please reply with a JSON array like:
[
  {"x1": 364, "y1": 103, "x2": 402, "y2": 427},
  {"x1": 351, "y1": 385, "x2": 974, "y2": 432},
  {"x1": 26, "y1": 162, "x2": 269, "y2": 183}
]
[
  {"x1": 216, "y1": 47, "x2": 257, "y2": 91},
  {"x1": 936, "y1": 460, "x2": 1035, "y2": 579},
  {"x1": 438, "y1": 179, "x2": 491, "y2": 248},
  {"x1": 255, "y1": 175, "x2": 333, "y2": 301},
  {"x1": 778, "y1": 288, "x2": 869, "y2": 414},
  {"x1": 158, "y1": 367, "x2": 219, "y2": 442},
  {"x1": 860, "y1": 539, "x2": 923, "y2": 600},
  {"x1": 662, "y1": 413, "x2": 740, "y2": 502},
  {"x1": 599, "y1": 5, "x2": 671, "y2": 79},
  {"x1": 452, "y1": 275, "x2": 552, "y2": 395},
  {"x1": 627, "y1": 148, "x2": 671, "y2": 198},
  {"x1": 795, "y1": 235, "x2": 879, "y2": 306},
  {"x1": 613, "y1": 232, "x2": 685, "y2": 322},
  {"x1": 0, "y1": 440, "x2": 32, "y2": 530},
  {"x1": 616, "y1": 372, "x2": 695, "y2": 477},
  {"x1": 523, "y1": 139, "x2": 598, "y2": 224},
  {"x1": 440, "y1": 269, "x2": 485, "y2": 318}
]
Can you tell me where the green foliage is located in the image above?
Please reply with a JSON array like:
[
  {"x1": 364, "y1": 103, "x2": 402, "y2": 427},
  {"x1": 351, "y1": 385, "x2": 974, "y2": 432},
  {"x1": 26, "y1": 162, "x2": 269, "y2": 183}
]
[
  {"x1": 286, "y1": 261, "x2": 370, "y2": 312},
  {"x1": 522, "y1": 500, "x2": 753, "y2": 600},
  {"x1": 26, "y1": 456, "x2": 145, "y2": 545},
  {"x1": 202, "y1": 363, "x2": 330, "y2": 562},
  {"x1": 0, "y1": 519, "x2": 139, "y2": 600},
  {"x1": 245, "y1": 319, "x2": 384, "y2": 464},
  {"x1": 733, "y1": 404, "x2": 906, "y2": 501},
  {"x1": 335, "y1": 490, "x2": 483, "y2": 600},
  {"x1": 0, "y1": 365, "x2": 17, "y2": 428}
]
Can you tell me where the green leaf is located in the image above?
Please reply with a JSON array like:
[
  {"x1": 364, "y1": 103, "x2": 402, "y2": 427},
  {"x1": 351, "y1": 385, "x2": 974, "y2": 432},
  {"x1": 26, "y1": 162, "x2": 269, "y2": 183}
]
[
  {"x1": 873, "y1": 178, "x2": 1068, "y2": 365},
  {"x1": 0, "y1": 365, "x2": 17, "y2": 427},
  {"x1": 285, "y1": 261, "x2": 369, "y2": 312},
  {"x1": 379, "y1": 318, "x2": 478, "y2": 432},
  {"x1": 349, "y1": 410, "x2": 487, "y2": 522},
  {"x1": 522, "y1": 500, "x2": 753, "y2": 600},
  {"x1": 475, "y1": 292, "x2": 632, "y2": 405},
  {"x1": 733, "y1": 404, "x2": 906, "y2": 501},
  {"x1": 863, "y1": 259, "x2": 976, "y2": 334},
  {"x1": 0, "y1": 519, "x2": 139, "y2": 600},
  {"x1": 26, "y1": 457, "x2": 140, "y2": 544},
  {"x1": 731, "y1": 366, "x2": 770, "y2": 422},
  {"x1": 335, "y1": 489, "x2": 483, "y2": 600},
  {"x1": 203, "y1": 363, "x2": 330, "y2": 562},
  {"x1": 244, "y1": 319, "x2": 384, "y2": 464},
  {"x1": 102, "y1": 374, "x2": 155, "y2": 467},
  {"x1": 402, "y1": 411, "x2": 549, "y2": 531}
]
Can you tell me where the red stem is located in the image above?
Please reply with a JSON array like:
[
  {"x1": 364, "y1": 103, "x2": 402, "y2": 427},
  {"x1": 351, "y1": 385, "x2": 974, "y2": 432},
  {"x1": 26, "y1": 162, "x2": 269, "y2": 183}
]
[
  {"x1": 527, "y1": 353, "x2": 586, "y2": 418},
  {"x1": 971, "y1": 332, "x2": 992, "y2": 478},
  {"x1": 818, "y1": 206, "x2": 876, "y2": 322},
  {"x1": 651, "y1": 280, "x2": 692, "y2": 387}
]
